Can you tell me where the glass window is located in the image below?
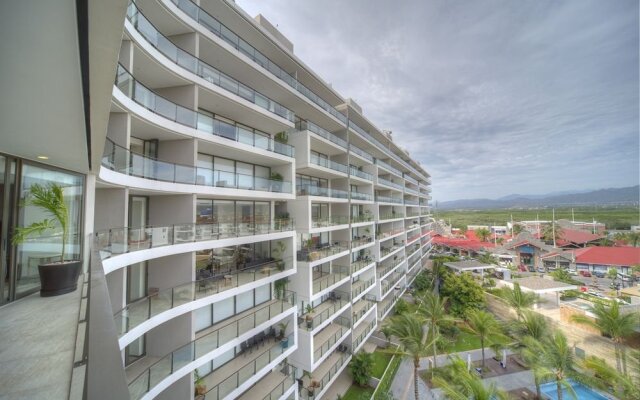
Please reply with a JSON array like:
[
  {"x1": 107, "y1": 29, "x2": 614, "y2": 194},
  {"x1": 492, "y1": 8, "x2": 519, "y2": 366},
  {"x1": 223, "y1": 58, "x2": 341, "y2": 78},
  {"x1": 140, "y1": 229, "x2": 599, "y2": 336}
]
[
  {"x1": 255, "y1": 284, "x2": 270, "y2": 304},
  {"x1": 213, "y1": 296, "x2": 234, "y2": 323},
  {"x1": 236, "y1": 290, "x2": 253, "y2": 313},
  {"x1": 197, "y1": 199, "x2": 214, "y2": 224},
  {"x1": 14, "y1": 164, "x2": 83, "y2": 297},
  {"x1": 196, "y1": 154, "x2": 214, "y2": 186},
  {"x1": 213, "y1": 200, "x2": 234, "y2": 225},
  {"x1": 214, "y1": 157, "x2": 234, "y2": 188},
  {"x1": 254, "y1": 202, "x2": 270, "y2": 226},
  {"x1": 195, "y1": 305, "x2": 212, "y2": 332},
  {"x1": 236, "y1": 162, "x2": 253, "y2": 189}
]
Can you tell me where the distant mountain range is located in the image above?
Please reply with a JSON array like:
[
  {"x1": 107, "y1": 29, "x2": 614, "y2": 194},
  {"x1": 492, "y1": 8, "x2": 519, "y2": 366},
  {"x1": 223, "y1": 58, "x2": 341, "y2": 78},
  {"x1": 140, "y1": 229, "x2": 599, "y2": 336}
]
[{"x1": 438, "y1": 186, "x2": 639, "y2": 210}]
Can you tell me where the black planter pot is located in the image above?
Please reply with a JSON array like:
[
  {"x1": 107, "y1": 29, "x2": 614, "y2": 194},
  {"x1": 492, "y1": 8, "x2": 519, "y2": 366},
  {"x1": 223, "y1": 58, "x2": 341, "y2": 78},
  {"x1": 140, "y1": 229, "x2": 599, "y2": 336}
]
[{"x1": 38, "y1": 260, "x2": 82, "y2": 297}]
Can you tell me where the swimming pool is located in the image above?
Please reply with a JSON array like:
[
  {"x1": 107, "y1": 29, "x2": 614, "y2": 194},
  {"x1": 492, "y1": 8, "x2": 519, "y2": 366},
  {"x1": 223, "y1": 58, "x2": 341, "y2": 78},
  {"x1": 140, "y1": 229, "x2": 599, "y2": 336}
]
[{"x1": 540, "y1": 380, "x2": 610, "y2": 400}]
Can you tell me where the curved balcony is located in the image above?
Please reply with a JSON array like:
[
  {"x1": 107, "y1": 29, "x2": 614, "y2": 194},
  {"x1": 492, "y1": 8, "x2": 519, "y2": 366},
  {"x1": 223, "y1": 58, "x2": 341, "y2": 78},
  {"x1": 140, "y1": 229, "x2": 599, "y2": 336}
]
[
  {"x1": 200, "y1": 332, "x2": 295, "y2": 400},
  {"x1": 114, "y1": 65, "x2": 294, "y2": 157},
  {"x1": 296, "y1": 185, "x2": 348, "y2": 200},
  {"x1": 114, "y1": 258, "x2": 294, "y2": 340},
  {"x1": 125, "y1": 2, "x2": 294, "y2": 123},
  {"x1": 102, "y1": 139, "x2": 292, "y2": 194},
  {"x1": 127, "y1": 293, "x2": 295, "y2": 400},
  {"x1": 165, "y1": 0, "x2": 347, "y2": 124},
  {"x1": 95, "y1": 219, "x2": 294, "y2": 262},
  {"x1": 237, "y1": 363, "x2": 297, "y2": 400}
]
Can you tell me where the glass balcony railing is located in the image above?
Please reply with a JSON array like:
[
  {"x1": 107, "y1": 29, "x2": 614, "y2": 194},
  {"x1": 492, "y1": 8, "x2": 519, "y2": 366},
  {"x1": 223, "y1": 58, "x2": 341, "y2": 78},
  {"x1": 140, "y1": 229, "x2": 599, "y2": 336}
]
[
  {"x1": 201, "y1": 332, "x2": 295, "y2": 400},
  {"x1": 407, "y1": 243, "x2": 421, "y2": 258},
  {"x1": 301, "y1": 351, "x2": 350, "y2": 400},
  {"x1": 114, "y1": 65, "x2": 294, "y2": 157},
  {"x1": 351, "y1": 236, "x2": 373, "y2": 248},
  {"x1": 351, "y1": 277, "x2": 375, "y2": 299},
  {"x1": 353, "y1": 318, "x2": 376, "y2": 351},
  {"x1": 313, "y1": 317, "x2": 350, "y2": 361},
  {"x1": 405, "y1": 187, "x2": 419, "y2": 196},
  {"x1": 377, "y1": 177, "x2": 403, "y2": 190},
  {"x1": 297, "y1": 185, "x2": 349, "y2": 199},
  {"x1": 243, "y1": 364, "x2": 296, "y2": 400},
  {"x1": 381, "y1": 272, "x2": 404, "y2": 298},
  {"x1": 349, "y1": 144, "x2": 374, "y2": 162},
  {"x1": 299, "y1": 292, "x2": 349, "y2": 331},
  {"x1": 380, "y1": 243, "x2": 403, "y2": 259},
  {"x1": 407, "y1": 233, "x2": 421, "y2": 244},
  {"x1": 375, "y1": 159, "x2": 402, "y2": 177},
  {"x1": 378, "y1": 293, "x2": 399, "y2": 319},
  {"x1": 310, "y1": 154, "x2": 348, "y2": 174},
  {"x1": 115, "y1": 259, "x2": 294, "y2": 337},
  {"x1": 296, "y1": 120, "x2": 347, "y2": 149},
  {"x1": 350, "y1": 191, "x2": 372, "y2": 201},
  {"x1": 377, "y1": 228, "x2": 405, "y2": 241},
  {"x1": 350, "y1": 213, "x2": 373, "y2": 223},
  {"x1": 379, "y1": 212, "x2": 404, "y2": 220},
  {"x1": 349, "y1": 167, "x2": 372, "y2": 181},
  {"x1": 95, "y1": 218, "x2": 294, "y2": 260},
  {"x1": 127, "y1": 294, "x2": 295, "y2": 400},
  {"x1": 312, "y1": 266, "x2": 350, "y2": 294},
  {"x1": 352, "y1": 295, "x2": 376, "y2": 326},
  {"x1": 297, "y1": 242, "x2": 349, "y2": 262},
  {"x1": 102, "y1": 139, "x2": 292, "y2": 193},
  {"x1": 404, "y1": 174, "x2": 418, "y2": 185},
  {"x1": 406, "y1": 211, "x2": 421, "y2": 218},
  {"x1": 169, "y1": 0, "x2": 347, "y2": 124},
  {"x1": 376, "y1": 195, "x2": 403, "y2": 205},
  {"x1": 126, "y1": 3, "x2": 295, "y2": 123},
  {"x1": 377, "y1": 257, "x2": 405, "y2": 279},
  {"x1": 404, "y1": 199, "x2": 419, "y2": 206},
  {"x1": 350, "y1": 256, "x2": 374, "y2": 274},
  {"x1": 311, "y1": 215, "x2": 349, "y2": 228}
]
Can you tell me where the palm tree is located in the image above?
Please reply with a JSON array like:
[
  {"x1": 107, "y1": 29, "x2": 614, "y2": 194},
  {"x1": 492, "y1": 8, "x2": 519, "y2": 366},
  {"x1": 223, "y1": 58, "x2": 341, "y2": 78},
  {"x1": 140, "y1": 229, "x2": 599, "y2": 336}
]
[
  {"x1": 581, "y1": 355, "x2": 640, "y2": 400},
  {"x1": 523, "y1": 330, "x2": 579, "y2": 400},
  {"x1": 380, "y1": 325, "x2": 393, "y2": 347},
  {"x1": 433, "y1": 356, "x2": 510, "y2": 400},
  {"x1": 384, "y1": 313, "x2": 437, "y2": 400},
  {"x1": 465, "y1": 309, "x2": 502, "y2": 369},
  {"x1": 500, "y1": 282, "x2": 538, "y2": 320},
  {"x1": 512, "y1": 224, "x2": 524, "y2": 236},
  {"x1": 475, "y1": 228, "x2": 491, "y2": 242},
  {"x1": 417, "y1": 292, "x2": 454, "y2": 376},
  {"x1": 511, "y1": 309, "x2": 548, "y2": 342},
  {"x1": 541, "y1": 223, "x2": 563, "y2": 246},
  {"x1": 571, "y1": 300, "x2": 639, "y2": 374}
]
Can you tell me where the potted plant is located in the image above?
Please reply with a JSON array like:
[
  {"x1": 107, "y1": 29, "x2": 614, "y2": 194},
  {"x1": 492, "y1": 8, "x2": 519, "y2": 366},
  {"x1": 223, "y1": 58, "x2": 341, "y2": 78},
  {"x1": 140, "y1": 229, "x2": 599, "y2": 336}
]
[
  {"x1": 270, "y1": 171, "x2": 283, "y2": 192},
  {"x1": 308, "y1": 379, "x2": 321, "y2": 396},
  {"x1": 273, "y1": 241, "x2": 287, "y2": 271},
  {"x1": 274, "y1": 278, "x2": 288, "y2": 299},
  {"x1": 274, "y1": 131, "x2": 288, "y2": 144},
  {"x1": 194, "y1": 369, "x2": 206, "y2": 396},
  {"x1": 12, "y1": 183, "x2": 81, "y2": 297},
  {"x1": 305, "y1": 304, "x2": 314, "y2": 329},
  {"x1": 278, "y1": 320, "x2": 290, "y2": 348}
]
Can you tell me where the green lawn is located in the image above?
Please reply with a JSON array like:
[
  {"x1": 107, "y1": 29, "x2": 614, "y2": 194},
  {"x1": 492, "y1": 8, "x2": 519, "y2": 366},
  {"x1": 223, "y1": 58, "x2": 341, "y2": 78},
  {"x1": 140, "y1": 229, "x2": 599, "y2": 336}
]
[
  {"x1": 442, "y1": 331, "x2": 507, "y2": 353},
  {"x1": 343, "y1": 384, "x2": 374, "y2": 400},
  {"x1": 371, "y1": 351, "x2": 392, "y2": 378}
]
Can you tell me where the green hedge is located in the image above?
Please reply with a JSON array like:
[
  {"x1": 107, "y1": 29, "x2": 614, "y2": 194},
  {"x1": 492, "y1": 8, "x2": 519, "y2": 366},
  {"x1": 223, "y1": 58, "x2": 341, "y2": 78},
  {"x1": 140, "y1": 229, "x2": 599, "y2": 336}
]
[{"x1": 373, "y1": 351, "x2": 402, "y2": 400}]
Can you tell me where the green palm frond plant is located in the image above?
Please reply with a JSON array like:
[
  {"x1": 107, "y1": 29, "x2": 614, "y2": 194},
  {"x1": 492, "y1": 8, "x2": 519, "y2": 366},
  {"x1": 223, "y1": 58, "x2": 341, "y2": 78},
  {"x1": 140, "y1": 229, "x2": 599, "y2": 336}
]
[{"x1": 12, "y1": 183, "x2": 70, "y2": 262}]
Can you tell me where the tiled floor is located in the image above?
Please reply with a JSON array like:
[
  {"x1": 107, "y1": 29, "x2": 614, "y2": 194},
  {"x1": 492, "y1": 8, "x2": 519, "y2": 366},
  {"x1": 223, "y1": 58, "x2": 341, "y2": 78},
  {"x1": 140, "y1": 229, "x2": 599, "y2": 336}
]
[
  {"x1": 0, "y1": 279, "x2": 83, "y2": 400},
  {"x1": 237, "y1": 365, "x2": 293, "y2": 400}
]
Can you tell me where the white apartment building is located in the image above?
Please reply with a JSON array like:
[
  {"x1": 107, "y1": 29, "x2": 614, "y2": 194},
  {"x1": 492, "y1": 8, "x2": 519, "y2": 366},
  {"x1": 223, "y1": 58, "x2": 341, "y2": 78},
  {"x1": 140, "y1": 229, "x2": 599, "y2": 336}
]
[{"x1": 0, "y1": 1, "x2": 433, "y2": 400}]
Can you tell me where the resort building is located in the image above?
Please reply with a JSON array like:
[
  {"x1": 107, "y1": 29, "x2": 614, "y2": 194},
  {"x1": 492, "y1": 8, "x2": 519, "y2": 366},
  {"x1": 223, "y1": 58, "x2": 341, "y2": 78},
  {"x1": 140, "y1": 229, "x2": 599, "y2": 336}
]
[{"x1": 0, "y1": 1, "x2": 432, "y2": 400}]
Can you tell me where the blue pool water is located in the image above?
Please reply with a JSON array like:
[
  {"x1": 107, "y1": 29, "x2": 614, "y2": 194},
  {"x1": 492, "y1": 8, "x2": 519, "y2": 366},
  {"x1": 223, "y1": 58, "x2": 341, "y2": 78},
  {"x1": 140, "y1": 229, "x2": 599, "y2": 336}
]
[{"x1": 540, "y1": 380, "x2": 609, "y2": 400}]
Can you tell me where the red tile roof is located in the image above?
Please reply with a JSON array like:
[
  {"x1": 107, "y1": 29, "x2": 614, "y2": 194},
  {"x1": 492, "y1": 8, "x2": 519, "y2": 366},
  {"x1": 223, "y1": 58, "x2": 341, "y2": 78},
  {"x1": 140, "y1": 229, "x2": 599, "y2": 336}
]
[
  {"x1": 432, "y1": 236, "x2": 495, "y2": 251},
  {"x1": 534, "y1": 228, "x2": 602, "y2": 246},
  {"x1": 570, "y1": 247, "x2": 640, "y2": 267}
]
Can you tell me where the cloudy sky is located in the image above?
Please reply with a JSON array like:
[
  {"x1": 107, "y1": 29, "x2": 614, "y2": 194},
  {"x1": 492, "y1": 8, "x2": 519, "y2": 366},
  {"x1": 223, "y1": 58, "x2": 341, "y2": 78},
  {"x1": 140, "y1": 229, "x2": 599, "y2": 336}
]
[{"x1": 237, "y1": 0, "x2": 639, "y2": 202}]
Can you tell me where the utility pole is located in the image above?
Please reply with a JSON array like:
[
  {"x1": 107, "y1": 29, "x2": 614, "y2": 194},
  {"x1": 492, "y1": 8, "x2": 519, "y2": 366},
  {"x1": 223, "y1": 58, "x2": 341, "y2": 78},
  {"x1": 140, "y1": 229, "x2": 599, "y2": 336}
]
[
  {"x1": 572, "y1": 208, "x2": 575, "y2": 223},
  {"x1": 552, "y1": 208, "x2": 556, "y2": 248},
  {"x1": 510, "y1": 214, "x2": 514, "y2": 237}
]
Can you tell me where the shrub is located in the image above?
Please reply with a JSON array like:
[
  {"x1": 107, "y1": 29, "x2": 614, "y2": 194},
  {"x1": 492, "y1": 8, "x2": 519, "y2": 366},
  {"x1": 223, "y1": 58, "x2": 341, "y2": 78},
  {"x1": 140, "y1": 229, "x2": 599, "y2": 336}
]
[
  {"x1": 395, "y1": 298, "x2": 409, "y2": 314},
  {"x1": 349, "y1": 351, "x2": 374, "y2": 386}
]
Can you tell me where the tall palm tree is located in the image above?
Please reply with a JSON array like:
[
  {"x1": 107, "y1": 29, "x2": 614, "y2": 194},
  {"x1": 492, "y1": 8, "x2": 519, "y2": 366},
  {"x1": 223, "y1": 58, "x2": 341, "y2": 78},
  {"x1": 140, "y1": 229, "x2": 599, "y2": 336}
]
[
  {"x1": 433, "y1": 356, "x2": 510, "y2": 400},
  {"x1": 465, "y1": 309, "x2": 502, "y2": 369},
  {"x1": 512, "y1": 224, "x2": 524, "y2": 236},
  {"x1": 571, "y1": 300, "x2": 639, "y2": 374},
  {"x1": 581, "y1": 355, "x2": 640, "y2": 400},
  {"x1": 541, "y1": 223, "x2": 563, "y2": 246},
  {"x1": 523, "y1": 330, "x2": 579, "y2": 400},
  {"x1": 384, "y1": 313, "x2": 437, "y2": 400},
  {"x1": 417, "y1": 292, "x2": 454, "y2": 375},
  {"x1": 501, "y1": 282, "x2": 538, "y2": 320}
]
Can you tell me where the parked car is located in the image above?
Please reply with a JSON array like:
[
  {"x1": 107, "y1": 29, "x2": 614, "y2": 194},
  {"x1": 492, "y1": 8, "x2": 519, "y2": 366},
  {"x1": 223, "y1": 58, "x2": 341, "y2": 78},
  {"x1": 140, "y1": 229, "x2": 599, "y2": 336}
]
[
  {"x1": 537, "y1": 267, "x2": 546, "y2": 273},
  {"x1": 569, "y1": 270, "x2": 579, "y2": 276},
  {"x1": 579, "y1": 270, "x2": 592, "y2": 277},
  {"x1": 594, "y1": 271, "x2": 606, "y2": 278}
]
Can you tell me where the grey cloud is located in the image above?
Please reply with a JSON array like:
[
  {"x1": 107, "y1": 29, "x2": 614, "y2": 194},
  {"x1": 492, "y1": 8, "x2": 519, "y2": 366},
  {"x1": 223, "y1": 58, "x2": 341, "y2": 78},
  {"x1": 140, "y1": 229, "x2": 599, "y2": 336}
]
[{"x1": 236, "y1": 0, "x2": 639, "y2": 200}]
